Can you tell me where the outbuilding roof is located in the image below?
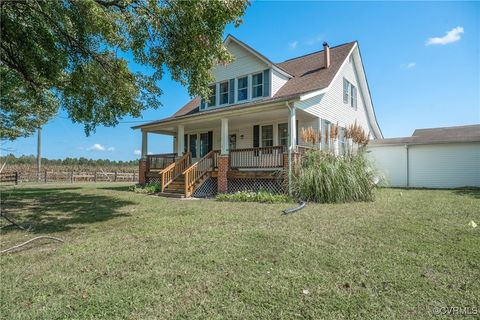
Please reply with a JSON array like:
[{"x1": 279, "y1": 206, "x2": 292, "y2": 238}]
[{"x1": 369, "y1": 124, "x2": 480, "y2": 146}]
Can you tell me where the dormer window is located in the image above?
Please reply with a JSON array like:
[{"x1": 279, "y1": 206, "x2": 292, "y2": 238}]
[
  {"x1": 237, "y1": 76, "x2": 248, "y2": 101},
  {"x1": 208, "y1": 84, "x2": 216, "y2": 107},
  {"x1": 252, "y1": 72, "x2": 263, "y2": 98},
  {"x1": 219, "y1": 81, "x2": 229, "y2": 105}
]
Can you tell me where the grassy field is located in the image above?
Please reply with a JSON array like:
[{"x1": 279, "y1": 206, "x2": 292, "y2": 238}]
[{"x1": 1, "y1": 184, "x2": 479, "y2": 319}]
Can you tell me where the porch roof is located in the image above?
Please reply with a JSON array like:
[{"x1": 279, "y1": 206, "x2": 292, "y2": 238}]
[{"x1": 132, "y1": 96, "x2": 299, "y2": 132}]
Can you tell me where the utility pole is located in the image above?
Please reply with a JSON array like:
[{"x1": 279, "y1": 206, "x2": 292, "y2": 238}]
[{"x1": 37, "y1": 127, "x2": 41, "y2": 182}]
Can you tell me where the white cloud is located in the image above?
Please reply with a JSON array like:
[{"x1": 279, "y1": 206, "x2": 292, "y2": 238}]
[
  {"x1": 289, "y1": 41, "x2": 298, "y2": 50},
  {"x1": 87, "y1": 143, "x2": 114, "y2": 152},
  {"x1": 88, "y1": 143, "x2": 105, "y2": 151},
  {"x1": 407, "y1": 62, "x2": 416, "y2": 69},
  {"x1": 426, "y1": 26, "x2": 464, "y2": 46},
  {"x1": 133, "y1": 149, "x2": 141, "y2": 155}
]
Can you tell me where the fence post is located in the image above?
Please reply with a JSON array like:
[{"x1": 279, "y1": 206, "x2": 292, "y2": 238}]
[
  {"x1": 71, "y1": 170, "x2": 74, "y2": 183},
  {"x1": 44, "y1": 170, "x2": 47, "y2": 183},
  {"x1": 15, "y1": 172, "x2": 18, "y2": 185},
  {"x1": 114, "y1": 171, "x2": 117, "y2": 182},
  {"x1": 94, "y1": 171, "x2": 97, "y2": 182}
]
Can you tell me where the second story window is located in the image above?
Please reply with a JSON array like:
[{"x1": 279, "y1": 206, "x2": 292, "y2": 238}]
[
  {"x1": 343, "y1": 78, "x2": 357, "y2": 109},
  {"x1": 252, "y1": 72, "x2": 263, "y2": 98},
  {"x1": 208, "y1": 84, "x2": 216, "y2": 107},
  {"x1": 219, "y1": 81, "x2": 229, "y2": 105},
  {"x1": 237, "y1": 76, "x2": 248, "y2": 101}
]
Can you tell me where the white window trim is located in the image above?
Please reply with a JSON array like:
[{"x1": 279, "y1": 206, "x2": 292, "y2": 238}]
[
  {"x1": 203, "y1": 69, "x2": 269, "y2": 111},
  {"x1": 251, "y1": 71, "x2": 264, "y2": 99},
  {"x1": 236, "y1": 75, "x2": 249, "y2": 103},
  {"x1": 219, "y1": 80, "x2": 229, "y2": 106},
  {"x1": 260, "y1": 124, "x2": 274, "y2": 147}
]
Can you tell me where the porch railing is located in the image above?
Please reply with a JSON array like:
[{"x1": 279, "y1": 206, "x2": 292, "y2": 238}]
[
  {"x1": 183, "y1": 150, "x2": 219, "y2": 197},
  {"x1": 159, "y1": 152, "x2": 191, "y2": 192},
  {"x1": 229, "y1": 146, "x2": 285, "y2": 169},
  {"x1": 146, "y1": 153, "x2": 177, "y2": 171}
]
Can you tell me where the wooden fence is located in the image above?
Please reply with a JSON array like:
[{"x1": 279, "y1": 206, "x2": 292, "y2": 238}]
[
  {"x1": 0, "y1": 170, "x2": 138, "y2": 184},
  {"x1": 0, "y1": 172, "x2": 18, "y2": 184}
]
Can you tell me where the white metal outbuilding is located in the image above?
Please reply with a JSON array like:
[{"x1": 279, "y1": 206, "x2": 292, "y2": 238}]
[{"x1": 368, "y1": 125, "x2": 480, "y2": 188}]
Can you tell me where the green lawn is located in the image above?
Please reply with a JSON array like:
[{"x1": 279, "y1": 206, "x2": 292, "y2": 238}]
[{"x1": 1, "y1": 184, "x2": 479, "y2": 319}]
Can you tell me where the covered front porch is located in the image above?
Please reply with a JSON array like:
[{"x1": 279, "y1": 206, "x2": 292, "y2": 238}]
[{"x1": 137, "y1": 103, "x2": 317, "y2": 197}]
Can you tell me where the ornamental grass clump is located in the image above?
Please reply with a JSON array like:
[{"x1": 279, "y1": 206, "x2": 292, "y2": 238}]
[{"x1": 292, "y1": 150, "x2": 377, "y2": 203}]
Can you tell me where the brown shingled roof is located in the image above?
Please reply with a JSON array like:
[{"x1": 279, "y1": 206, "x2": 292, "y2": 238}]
[
  {"x1": 274, "y1": 42, "x2": 355, "y2": 98},
  {"x1": 170, "y1": 41, "x2": 356, "y2": 119}
]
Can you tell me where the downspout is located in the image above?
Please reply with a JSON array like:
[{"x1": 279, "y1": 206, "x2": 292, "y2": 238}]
[{"x1": 286, "y1": 102, "x2": 295, "y2": 196}]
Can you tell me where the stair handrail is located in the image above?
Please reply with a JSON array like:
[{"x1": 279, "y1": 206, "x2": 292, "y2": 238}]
[
  {"x1": 159, "y1": 152, "x2": 191, "y2": 192},
  {"x1": 183, "y1": 150, "x2": 219, "y2": 197}
]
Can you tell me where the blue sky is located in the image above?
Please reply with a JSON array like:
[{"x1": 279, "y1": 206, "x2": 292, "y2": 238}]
[{"x1": 3, "y1": 1, "x2": 479, "y2": 161}]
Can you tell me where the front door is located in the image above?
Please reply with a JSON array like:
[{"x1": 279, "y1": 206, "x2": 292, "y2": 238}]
[{"x1": 199, "y1": 131, "x2": 213, "y2": 157}]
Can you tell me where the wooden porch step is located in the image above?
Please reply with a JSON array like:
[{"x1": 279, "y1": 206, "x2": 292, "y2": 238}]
[{"x1": 156, "y1": 192, "x2": 185, "y2": 198}]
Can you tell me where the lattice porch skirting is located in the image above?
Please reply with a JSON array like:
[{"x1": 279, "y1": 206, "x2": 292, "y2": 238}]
[
  {"x1": 227, "y1": 178, "x2": 285, "y2": 194},
  {"x1": 192, "y1": 177, "x2": 218, "y2": 198}
]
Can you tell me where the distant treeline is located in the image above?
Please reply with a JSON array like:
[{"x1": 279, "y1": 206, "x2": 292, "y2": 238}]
[{"x1": 0, "y1": 154, "x2": 138, "y2": 167}]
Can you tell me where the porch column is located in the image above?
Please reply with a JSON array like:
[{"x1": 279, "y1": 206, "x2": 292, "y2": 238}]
[
  {"x1": 287, "y1": 103, "x2": 296, "y2": 196},
  {"x1": 319, "y1": 118, "x2": 324, "y2": 151},
  {"x1": 288, "y1": 106, "x2": 297, "y2": 152},
  {"x1": 141, "y1": 131, "x2": 148, "y2": 159},
  {"x1": 218, "y1": 118, "x2": 229, "y2": 193},
  {"x1": 177, "y1": 124, "x2": 184, "y2": 156},
  {"x1": 220, "y1": 118, "x2": 229, "y2": 155},
  {"x1": 139, "y1": 131, "x2": 148, "y2": 185}
]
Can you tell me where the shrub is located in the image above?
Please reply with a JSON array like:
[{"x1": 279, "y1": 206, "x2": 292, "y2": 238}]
[
  {"x1": 292, "y1": 150, "x2": 378, "y2": 203},
  {"x1": 216, "y1": 190, "x2": 294, "y2": 204},
  {"x1": 129, "y1": 183, "x2": 162, "y2": 194}
]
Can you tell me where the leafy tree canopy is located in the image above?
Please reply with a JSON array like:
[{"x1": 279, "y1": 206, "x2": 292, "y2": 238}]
[
  {"x1": 1, "y1": 153, "x2": 138, "y2": 166},
  {"x1": 0, "y1": 0, "x2": 248, "y2": 140}
]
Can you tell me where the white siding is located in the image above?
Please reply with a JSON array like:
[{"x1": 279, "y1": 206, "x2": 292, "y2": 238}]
[
  {"x1": 408, "y1": 143, "x2": 480, "y2": 188},
  {"x1": 368, "y1": 142, "x2": 480, "y2": 188},
  {"x1": 271, "y1": 69, "x2": 289, "y2": 96},
  {"x1": 213, "y1": 41, "x2": 267, "y2": 83},
  {"x1": 367, "y1": 145, "x2": 408, "y2": 187},
  {"x1": 295, "y1": 47, "x2": 374, "y2": 138}
]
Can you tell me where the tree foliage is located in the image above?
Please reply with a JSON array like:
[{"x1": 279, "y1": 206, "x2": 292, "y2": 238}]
[
  {"x1": 0, "y1": 153, "x2": 138, "y2": 166},
  {"x1": 0, "y1": 0, "x2": 248, "y2": 140}
]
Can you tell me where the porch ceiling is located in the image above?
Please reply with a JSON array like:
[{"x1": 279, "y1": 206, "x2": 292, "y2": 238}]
[{"x1": 145, "y1": 105, "x2": 316, "y2": 134}]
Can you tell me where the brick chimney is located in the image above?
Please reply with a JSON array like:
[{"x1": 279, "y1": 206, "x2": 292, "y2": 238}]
[{"x1": 323, "y1": 42, "x2": 330, "y2": 69}]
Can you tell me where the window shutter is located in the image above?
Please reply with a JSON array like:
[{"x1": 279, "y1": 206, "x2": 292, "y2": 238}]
[
  {"x1": 263, "y1": 69, "x2": 270, "y2": 97},
  {"x1": 343, "y1": 79, "x2": 349, "y2": 104},
  {"x1": 351, "y1": 86, "x2": 357, "y2": 109},
  {"x1": 207, "y1": 131, "x2": 213, "y2": 152},
  {"x1": 200, "y1": 98, "x2": 205, "y2": 110},
  {"x1": 229, "y1": 79, "x2": 235, "y2": 104},
  {"x1": 253, "y1": 125, "x2": 259, "y2": 148}
]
